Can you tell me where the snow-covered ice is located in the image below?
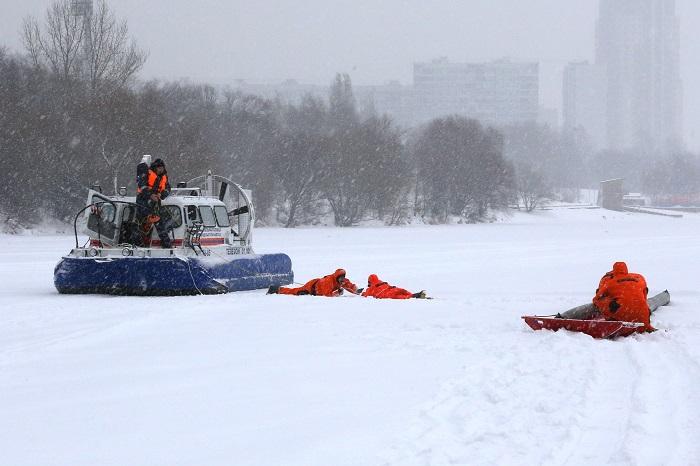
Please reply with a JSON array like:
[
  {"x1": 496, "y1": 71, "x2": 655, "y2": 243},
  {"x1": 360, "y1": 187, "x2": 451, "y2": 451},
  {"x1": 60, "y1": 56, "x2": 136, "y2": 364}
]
[{"x1": 1, "y1": 208, "x2": 699, "y2": 466}]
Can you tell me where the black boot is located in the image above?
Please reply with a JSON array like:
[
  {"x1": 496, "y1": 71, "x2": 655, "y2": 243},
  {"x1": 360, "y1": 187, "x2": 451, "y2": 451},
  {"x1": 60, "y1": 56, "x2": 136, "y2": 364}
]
[
  {"x1": 159, "y1": 234, "x2": 172, "y2": 248},
  {"x1": 267, "y1": 285, "x2": 279, "y2": 294}
]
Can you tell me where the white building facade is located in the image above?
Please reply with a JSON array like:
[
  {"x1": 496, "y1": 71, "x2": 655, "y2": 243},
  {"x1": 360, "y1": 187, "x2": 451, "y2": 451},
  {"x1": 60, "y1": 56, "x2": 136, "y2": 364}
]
[{"x1": 412, "y1": 58, "x2": 539, "y2": 127}]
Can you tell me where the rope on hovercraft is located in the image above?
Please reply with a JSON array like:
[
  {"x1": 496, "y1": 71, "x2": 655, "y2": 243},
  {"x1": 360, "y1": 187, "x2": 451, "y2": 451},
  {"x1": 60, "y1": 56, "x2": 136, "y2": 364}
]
[
  {"x1": 200, "y1": 243, "x2": 293, "y2": 291},
  {"x1": 183, "y1": 256, "x2": 205, "y2": 296}
]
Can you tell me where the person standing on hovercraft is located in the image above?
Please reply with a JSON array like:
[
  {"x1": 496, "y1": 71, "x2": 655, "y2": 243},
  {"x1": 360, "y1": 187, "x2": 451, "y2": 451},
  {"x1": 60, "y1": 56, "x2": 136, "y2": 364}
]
[{"x1": 135, "y1": 157, "x2": 172, "y2": 248}]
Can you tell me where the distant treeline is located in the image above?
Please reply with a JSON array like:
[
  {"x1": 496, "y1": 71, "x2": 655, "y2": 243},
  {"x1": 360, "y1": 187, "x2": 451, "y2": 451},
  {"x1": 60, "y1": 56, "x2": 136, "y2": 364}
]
[
  {"x1": 2, "y1": 53, "x2": 700, "y2": 228},
  {"x1": 0, "y1": 54, "x2": 512, "y2": 227}
]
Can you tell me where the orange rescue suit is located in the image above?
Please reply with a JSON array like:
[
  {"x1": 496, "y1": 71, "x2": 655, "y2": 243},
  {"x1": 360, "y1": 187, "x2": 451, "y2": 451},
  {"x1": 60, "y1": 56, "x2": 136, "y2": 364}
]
[
  {"x1": 361, "y1": 274, "x2": 415, "y2": 299},
  {"x1": 592, "y1": 262, "x2": 654, "y2": 331},
  {"x1": 137, "y1": 169, "x2": 169, "y2": 195},
  {"x1": 278, "y1": 269, "x2": 358, "y2": 297}
]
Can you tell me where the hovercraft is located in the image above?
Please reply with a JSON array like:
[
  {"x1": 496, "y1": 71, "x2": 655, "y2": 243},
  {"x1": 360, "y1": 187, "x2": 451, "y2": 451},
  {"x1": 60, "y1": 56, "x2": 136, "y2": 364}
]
[{"x1": 54, "y1": 168, "x2": 293, "y2": 295}]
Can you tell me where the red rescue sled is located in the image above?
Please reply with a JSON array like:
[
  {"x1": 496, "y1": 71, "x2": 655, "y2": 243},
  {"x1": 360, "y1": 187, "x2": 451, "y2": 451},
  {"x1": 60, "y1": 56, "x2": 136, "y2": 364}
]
[{"x1": 521, "y1": 316, "x2": 645, "y2": 339}]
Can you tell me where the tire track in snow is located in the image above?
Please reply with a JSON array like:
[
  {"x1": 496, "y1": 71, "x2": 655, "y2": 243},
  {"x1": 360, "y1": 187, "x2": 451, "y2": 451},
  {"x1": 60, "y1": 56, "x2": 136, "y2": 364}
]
[
  {"x1": 550, "y1": 340, "x2": 643, "y2": 466},
  {"x1": 618, "y1": 335, "x2": 700, "y2": 466},
  {"x1": 380, "y1": 328, "x2": 607, "y2": 465}
]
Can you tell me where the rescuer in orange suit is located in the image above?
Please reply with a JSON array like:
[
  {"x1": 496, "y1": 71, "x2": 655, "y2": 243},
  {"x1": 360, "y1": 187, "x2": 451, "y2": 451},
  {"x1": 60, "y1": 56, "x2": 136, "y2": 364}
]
[
  {"x1": 361, "y1": 274, "x2": 427, "y2": 299},
  {"x1": 268, "y1": 268, "x2": 359, "y2": 297},
  {"x1": 134, "y1": 157, "x2": 172, "y2": 247},
  {"x1": 592, "y1": 261, "x2": 655, "y2": 332}
]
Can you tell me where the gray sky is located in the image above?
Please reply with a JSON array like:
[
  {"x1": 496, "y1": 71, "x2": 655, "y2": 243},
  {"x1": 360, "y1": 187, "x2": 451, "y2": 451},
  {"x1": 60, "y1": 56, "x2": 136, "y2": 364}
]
[{"x1": 1, "y1": 0, "x2": 698, "y2": 149}]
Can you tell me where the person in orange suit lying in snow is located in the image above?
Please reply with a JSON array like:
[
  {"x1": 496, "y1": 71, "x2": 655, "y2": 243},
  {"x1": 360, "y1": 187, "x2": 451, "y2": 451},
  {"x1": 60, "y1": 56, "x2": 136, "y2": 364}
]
[
  {"x1": 361, "y1": 274, "x2": 427, "y2": 299},
  {"x1": 268, "y1": 268, "x2": 359, "y2": 297}
]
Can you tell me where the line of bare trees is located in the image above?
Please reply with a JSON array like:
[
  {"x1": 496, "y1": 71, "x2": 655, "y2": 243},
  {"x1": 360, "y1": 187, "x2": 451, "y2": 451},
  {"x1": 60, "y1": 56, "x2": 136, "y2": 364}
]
[{"x1": 0, "y1": 48, "x2": 519, "y2": 228}]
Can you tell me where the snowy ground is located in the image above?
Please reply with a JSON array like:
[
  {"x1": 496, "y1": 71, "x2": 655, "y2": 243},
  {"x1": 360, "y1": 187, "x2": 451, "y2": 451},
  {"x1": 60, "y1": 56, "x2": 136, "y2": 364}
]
[{"x1": 1, "y1": 207, "x2": 699, "y2": 466}]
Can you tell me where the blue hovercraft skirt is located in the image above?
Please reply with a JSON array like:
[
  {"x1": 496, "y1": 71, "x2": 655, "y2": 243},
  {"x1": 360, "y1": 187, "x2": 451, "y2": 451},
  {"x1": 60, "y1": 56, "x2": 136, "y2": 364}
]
[{"x1": 54, "y1": 253, "x2": 293, "y2": 295}]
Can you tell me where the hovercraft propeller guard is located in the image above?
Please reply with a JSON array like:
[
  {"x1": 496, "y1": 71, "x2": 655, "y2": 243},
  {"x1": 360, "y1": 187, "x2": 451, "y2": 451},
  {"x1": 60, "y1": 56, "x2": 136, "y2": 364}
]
[{"x1": 54, "y1": 171, "x2": 294, "y2": 295}]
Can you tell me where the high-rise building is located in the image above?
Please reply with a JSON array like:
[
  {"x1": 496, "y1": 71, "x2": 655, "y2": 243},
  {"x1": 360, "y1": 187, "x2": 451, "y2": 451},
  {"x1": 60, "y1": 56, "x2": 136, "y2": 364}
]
[
  {"x1": 412, "y1": 58, "x2": 539, "y2": 127},
  {"x1": 596, "y1": 0, "x2": 682, "y2": 152},
  {"x1": 563, "y1": 62, "x2": 607, "y2": 149}
]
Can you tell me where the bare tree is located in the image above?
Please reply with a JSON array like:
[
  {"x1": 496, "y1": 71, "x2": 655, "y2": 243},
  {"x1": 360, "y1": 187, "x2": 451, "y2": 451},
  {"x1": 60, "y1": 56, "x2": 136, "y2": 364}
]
[
  {"x1": 22, "y1": 1, "x2": 85, "y2": 79},
  {"x1": 515, "y1": 161, "x2": 551, "y2": 212},
  {"x1": 272, "y1": 95, "x2": 331, "y2": 227},
  {"x1": 85, "y1": 0, "x2": 147, "y2": 92},
  {"x1": 413, "y1": 116, "x2": 515, "y2": 223},
  {"x1": 22, "y1": 0, "x2": 146, "y2": 92},
  {"x1": 503, "y1": 123, "x2": 591, "y2": 191},
  {"x1": 320, "y1": 115, "x2": 407, "y2": 226},
  {"x1": 274, "y1": 131, "x2": 328, "y2": 227}
]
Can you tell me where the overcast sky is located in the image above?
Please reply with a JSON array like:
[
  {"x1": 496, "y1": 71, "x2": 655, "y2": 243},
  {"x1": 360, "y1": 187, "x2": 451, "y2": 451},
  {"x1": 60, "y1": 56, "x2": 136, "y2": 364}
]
[{"x1": 1, "y1": 0, "x2": 698, "y2": 149}]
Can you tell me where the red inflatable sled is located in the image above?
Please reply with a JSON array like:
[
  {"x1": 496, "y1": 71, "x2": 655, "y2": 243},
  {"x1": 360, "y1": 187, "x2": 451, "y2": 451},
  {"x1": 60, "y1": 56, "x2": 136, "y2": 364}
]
[{"x1": 521, "y1": 316, "x2": 645, "y2": 339}]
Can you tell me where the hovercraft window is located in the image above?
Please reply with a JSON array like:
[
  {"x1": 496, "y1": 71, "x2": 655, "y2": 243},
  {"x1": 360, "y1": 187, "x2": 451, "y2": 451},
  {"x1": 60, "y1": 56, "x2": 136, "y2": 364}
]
[
  {"x1": 122, "y1": 205, "x2": 136, "y2": 223},
  {"x1": 186, "y1": 205, "x2": 199, "y2": 224},
  {"x1": 100, "y1": 203, "x2": 116, "y2": 222},
  {"x1": 214, "y1": 206, "x2": 230, "y2": 227},
  {"x1": 199, "y1": 206, "x2": 217, "y2": 227},
  {"x1": 162, "y1": 205, "x2": 183, "y2": 229},
  {"x1": 90, "y1": 195, "x2": 115, "y2": 222}
]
